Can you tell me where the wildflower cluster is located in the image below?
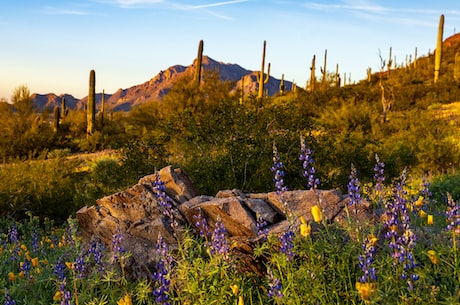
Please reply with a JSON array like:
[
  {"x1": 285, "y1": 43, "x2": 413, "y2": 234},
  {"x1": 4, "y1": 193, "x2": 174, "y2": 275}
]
[
  {"x1": 209, "y1": 217, "x2": 230, "y2": 258},
  {"x1": 271, "y1": 144, "x2": 287, "y2": 195},
  {"x1": 112, "y1": 227, "x2": 125, "y2": 260},
  {"x1": 267, "y1": 268, "x2": 284, "y2": 299},
  {"x1": 153, "y1": 173, "x2": 179, "y2": 233},
  {"x1": 193, "y1": 208, "x2": 211, "y2": 239},
  {"x1": 152, "y1": 235, "x2": 173, "y2": 305},
  {"x1": 299, "y1": 138, "x2": 319, "y2": 190},
  {"x1": 347, "y1": 164, "x2": 361, "y2": 206},
  {"x1": 373, "y1": 154, "x2": 385, "y2": 195},
  {"x1": 358, "y1": 234, "x2": 378, "y2": 283},
  {"x1": 256, "y1": 214, "x2": 269, "y2": 241},
  {"x1": 446, "y1": 193, "x2": 460, "y2": 233},
  {"x1": 279, "y1": 229, "x2": 295, "y2": 260},
  {"x1": 383, "y1": 169, "x2": 419, "y2": 289}
]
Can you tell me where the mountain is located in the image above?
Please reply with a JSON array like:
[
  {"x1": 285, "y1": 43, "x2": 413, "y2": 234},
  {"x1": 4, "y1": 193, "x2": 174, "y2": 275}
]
[{"x1": 31, "y1": 56, "x2": 293, "y2": 112}]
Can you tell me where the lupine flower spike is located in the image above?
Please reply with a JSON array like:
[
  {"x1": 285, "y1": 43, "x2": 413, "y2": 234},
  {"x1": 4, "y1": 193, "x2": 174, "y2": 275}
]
[
  {"x1": 152, "y1": 234, "x2": 173, "y2": 305},
  {"x1": 348, "y1": 164, "x2": 361, "y2": 207},
  {"x1": 271, "y1": 143, "x2": 289, "y2": 217},
  {"x1": 299, "y1": 137, "x2": 319, "y2": 190}
]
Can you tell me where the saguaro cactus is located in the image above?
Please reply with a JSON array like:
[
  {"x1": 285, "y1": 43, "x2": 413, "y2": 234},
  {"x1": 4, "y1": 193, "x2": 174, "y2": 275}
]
[
  {"x1": 53, "y1": 106, "x2": 60, "y2": 133},
  {"x1": 387, "y1": 47, "x2": 393, "y2": 75},
  {"x1": 195, "y1": 40, "x2": 204, "y2": 87},
  {"x1": 61, "y1": 96, "x2": 66, "y2": 120},
  {"x1": 309, "y1": 54, "x2": 316, "y2": 91},
  {"x1": 100, "y1": 89, "x2": 105, "y2": 129},
  {"x1": 87, "y1": 69, "x2": 96, "y2": 137},
  {"x1": 335, "y1": 63, "x2": 340, "y2": 87},
  {"x1": 413, "y1": 47, "x2": 418, "y2": 69},
  {"x1": 320, "y1": 49, "x2": 327, "y2": 85},
  {"x1": 454, "y1": 52, "x2": 460, "y2": 82},
  {"x1": 279, "y1": 73, "x2": 285, "y2": 95},
  {"x1": 434, "y1": 14, "x2": 444, "y2": 83},
  {"x1": 257, "y1": 40, "x2": 270, "y2": 99}
]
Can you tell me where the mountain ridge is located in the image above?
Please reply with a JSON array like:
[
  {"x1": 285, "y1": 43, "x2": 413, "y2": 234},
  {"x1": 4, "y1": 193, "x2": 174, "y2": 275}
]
[{"x1": 31, "y1": 56, "x2": 292, "y2": 112}]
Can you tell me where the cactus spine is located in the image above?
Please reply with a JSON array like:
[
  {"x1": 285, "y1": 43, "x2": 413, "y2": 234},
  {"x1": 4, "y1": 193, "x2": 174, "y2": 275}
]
[
  {"x1": 279, "y1": 73, "x2": 285, "y2": 95},
  {"x1": 87, "y1": 69, "x2": 96, "y2": 137},
  {"x1": 257, "y1": 40, "x2": 270, "y2": 99},
  {"x1": 195, "y1": 40, "x2": 204, "y2": 87},
  {"x1": 53, "y1": 106, "x2": 60, "y2": 133},
  {"x1": 309, "y1": 54, "x2": 316, "y2": 91},
  {"x1": 320, "y1": 49, "x2": 327, "y2": 85},
  {"x1": 434, "y1": 14, "x2": 444, "y2": 83}
]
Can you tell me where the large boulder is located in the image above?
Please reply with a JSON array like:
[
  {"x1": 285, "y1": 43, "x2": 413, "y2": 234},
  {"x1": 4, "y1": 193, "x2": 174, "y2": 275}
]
[{"x1": 76, "y1": 166, "x2": 375, "y2": 279}]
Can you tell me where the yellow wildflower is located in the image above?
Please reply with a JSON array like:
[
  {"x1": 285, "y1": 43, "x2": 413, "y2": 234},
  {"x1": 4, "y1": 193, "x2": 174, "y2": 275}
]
[
  {"x1": 65, "y1": 261, "x2": 74, "y2": 270},
  {"x1": 427, "y1": 250, "x2": 438, "y2": 265},
  {"x1": 34, "y1": 268, "x2": 41, "y2": 275},
  {"x1": 419, "y1": 210, "x2": 427, "y2": 218},
  {"x1": 300, "y1": 222, "x2": 311, "y2": 237},
  {"x1": 53, "y1": 291, "x2": 62, "y2": 301},
  {"x1": 20, "y1": 244, "x2": 28, "y2": 251},
  {"x1": 356, "y1": 282, "x2": 376, "y2": 302},
  {"x1": 26, "y1": 252, "x2": 32, "y2": 261},
  {"x1": 43, "y1": 259, "x2": 48, "y2": 265},
  {"x1": 31, "y1": 257, "x2": 39, "y2": 267},
  {"x1": 415, "y1": 196, "x2": 424, "y2": 207},
  {"x1": 368, "y1": 234, "x2": 378, "y2": 246},
  {"x1": 18, "y1": 271, "x2": 25, "y2": 279},
  {"x1": 230, "y1": 284, "x2": 239, "y2": 295},
  {"x1": 117, "y1": 294, "x2": 133, "y2": 305},
  {"x1": 238, "y1": 295, "x2": 244, "y2": 305},
  {"x1": 8, "y1": 272, "x2": 16, "y2": 281},
  {"x1": 427, "y1": 214, "x2": 434, "y2": 225},
  {"x1": 311, "y1": 205, "x2": 322, "y2": 223}
]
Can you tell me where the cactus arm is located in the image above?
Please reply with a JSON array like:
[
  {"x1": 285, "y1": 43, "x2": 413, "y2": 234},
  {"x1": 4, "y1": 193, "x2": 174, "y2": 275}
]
[{"x1": 434, "y1": 14, "x2": 444, "y2": 83}]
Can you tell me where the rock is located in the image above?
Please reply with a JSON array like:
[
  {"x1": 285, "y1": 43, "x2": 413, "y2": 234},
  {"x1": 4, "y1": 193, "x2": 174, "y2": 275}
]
[{"x1": 76, "y1": 166, "x2": 374, "y2": 280}]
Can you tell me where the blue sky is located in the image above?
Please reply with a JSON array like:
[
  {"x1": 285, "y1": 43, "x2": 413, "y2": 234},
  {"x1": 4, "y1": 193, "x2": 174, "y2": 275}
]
[{"x1": 1, "y1": 0, "x2": 459, "y2": 100}]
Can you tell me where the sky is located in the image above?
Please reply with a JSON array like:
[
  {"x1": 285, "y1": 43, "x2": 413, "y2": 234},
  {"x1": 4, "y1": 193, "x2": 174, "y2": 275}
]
[{"x1": 1, "y1": 0, "x2": 459, "y2": 101}]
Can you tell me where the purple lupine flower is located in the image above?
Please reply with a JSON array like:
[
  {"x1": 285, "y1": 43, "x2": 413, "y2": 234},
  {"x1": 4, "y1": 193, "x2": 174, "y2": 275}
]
[
  {"x1": 279, "y1": 229, "x2": 295, "y2": 260},
  {"x1": 112, "y1": 227, "x2": 125, "y2": 260},
  {"x1": 446, "y1": 193, "x2": 460, "y2": 233},
  {"x1": 373, "y1": 154, "x2": 385, "y2": 195},
  {"x1": 209, "y1": 218, "x2": 230, "y2": 258},
  {"x1": 358, "y1": 235, "x2": 377, "y2": 283},
  {"x1": 31, "y1": 228, "x2": 40, "y2": 255},
  {"x1": 74, "y1": 254, "x2": 86, "y2": 279},
  {"x1": 347, "y1": 164, "x2": 361, "y2": 206},
  {"x1": 267, "y1": 268, "x2": 284, "y2": 299},
  {"x1": 383, "y1": 169, "x2": 419, "y2": 289},
  {"x1": 153, "y1": 173, "x2": 178, "y2": 233},
  {"x1": 256, "y1": 214, "x2": 269, "y2": 241},
  {"x1": 420, "y1": 176, "x2": 432, "y2": 198},
  {"x1": 152, "y1": 235, "x2": 172, "y2": 305},
  {"x1": 271, "y1": 144, "x2": 288, "y2": 196},
  {"x1": 20, "y1": 260, "x2": 32, "y2": 280},
  {"x1": 299, "y1": 138, "x2": 320, "y2": 190},
  {"x1": 54, "y1": 258, "x2": 66, "y2": 281},
  {"x1": 87, "y1": 236, "x2": 105, "y2": 272},
  {"x1": 193, "y1": 208, "x2": 211, "y2": 239},
  {"x1": 3, "y1": 288, "x2": 16, "y2": 305},
  {"x1": 8, "y1": 223, "x2": 19, "y2": 244}
]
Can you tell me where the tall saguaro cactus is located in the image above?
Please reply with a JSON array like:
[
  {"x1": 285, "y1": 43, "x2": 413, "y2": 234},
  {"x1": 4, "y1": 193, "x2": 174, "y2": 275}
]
[
  {"x1": 257, "y1": 40, "x2": 270, "y2": 99},
  {"x1": 387, "y1": 47, "x2": 393, "y2": 75},
  {"x1": 309, "y1": 54, "x2": 316, "y2": 91},
  {"x1": 194, "y1": 40, "x2": 204, "y2": 87},
  {"x1": 320, "y1": 49, "x2": 327, "y2": 85},
  {"x1": 53, "y1": 106, "x2": 60, "y2": 133},
  {"x1": 100, "y1": 89, "x2": 105, "y2": 129},
  {"x1": 434, "y1": 14, "x2": 444, "y2": 83},
  {"x1": 87, "y1": 69, "x2": 96, "y2": 137},
  {"x1": 61, "y1": 96, "x2": 66, "y2": 120}
]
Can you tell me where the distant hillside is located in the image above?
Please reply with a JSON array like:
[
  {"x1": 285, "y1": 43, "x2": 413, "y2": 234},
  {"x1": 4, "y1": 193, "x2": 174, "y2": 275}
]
[{"x1": 31, "y1": 56, "x2": 293, "y2": 112}]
